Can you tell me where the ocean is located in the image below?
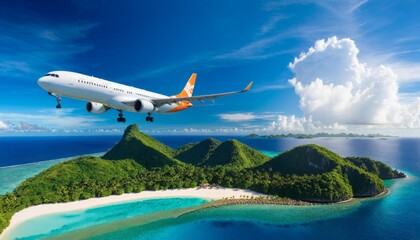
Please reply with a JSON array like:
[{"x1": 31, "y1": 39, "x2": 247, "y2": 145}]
[{"x1": 0, "y1": 136, "x2": 419, "y2": 239}]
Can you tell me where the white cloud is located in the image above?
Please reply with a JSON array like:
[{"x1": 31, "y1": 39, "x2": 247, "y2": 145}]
[
  {"x1": 0, "y1": 109, "x2": 104, "y2": 129},
  {"x1": 218, "y1": 112, "x2": 276, "y2": 122},
  {"x1": 0, "y1": 121, "x2": 7, "y2": 129},
  {"x1": 288, "y1": 36, "x2": 419, "y2": 128},
  {"x1": 260, "y1": 15, "x2": 289, "y2": 35},
  {"x1": 219, "y1": 113, "x2": 259, "y2": 122},
  {"x1": 0, "y1": 121, "x2": 49, "y2": 133},
  {"x1": 13, "y1": 122, "x2": 48, "y2": 131},
  {"x1": 387, "y1": 61, "x2": 420, "y2": 83},
  {"x1": 399, "y1": 92, "x2": 420, "y2": 104},
  {"x1": 183, "y1": 128, "x2": 213, "y2": 134},
  {"x1": 347, "y1": 0, "x2": 368, "y2": 13},
  {"x1": 272, "y1": 115, "x2": 305, "y2": 132},
  {"x1": 252, "y1": 83, "x2": 292, "y2": 92},
  {"x1": 270, "y1": 114, "x2": 347, "y2": 132},
  {"x1": 213, "y1": 31, "x2": 292, "y2": 60},
  {"x1": 0, "y1": 118, "x2": 125, "y2": 135}
]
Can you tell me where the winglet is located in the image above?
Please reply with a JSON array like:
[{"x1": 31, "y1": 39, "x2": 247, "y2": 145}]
[
  {"x1": 176, "y1": 73, "x2": 196, "y2": 98},
  {"x1": 242, "y1": 81, "x2": 253, "y2": 92}
]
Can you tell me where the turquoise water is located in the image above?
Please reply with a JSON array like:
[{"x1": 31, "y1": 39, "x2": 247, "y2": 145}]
[
  {"x1": 0, "y1": 153, "x2": 104, "y2": 195},
  {"x1": 93, "y1": 201, "x2": 363, "y2": 240},
  {"x1": 7, "y1": 198, "x2": 207, "y2": 239},
  {"x1": 45, "y1": 175, "x2": 414, "y2": 240},
  {"x1": 259, "y1": 150, "x2": 278, "y2": 157},
  {"x1": 136, "y1": 177, "x2": 419, "y2": 240}
]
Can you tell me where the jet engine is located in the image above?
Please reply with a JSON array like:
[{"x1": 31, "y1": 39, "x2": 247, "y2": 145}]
[
  {"x1": 134, "y1": 99, "x2": 155, "y2": 113},
  {"x1": 86, "y1": 102, "x2": 108, "y2": 114}
]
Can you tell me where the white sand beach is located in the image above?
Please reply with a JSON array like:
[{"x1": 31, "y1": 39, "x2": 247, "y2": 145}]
[{"x1": 0, "y1": 187, "x2": 266, "y2": 239}]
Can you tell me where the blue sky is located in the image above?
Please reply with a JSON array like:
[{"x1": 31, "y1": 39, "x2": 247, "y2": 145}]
[{"x1": 0, "y1": 0, "x2": 419, "y2": 136}]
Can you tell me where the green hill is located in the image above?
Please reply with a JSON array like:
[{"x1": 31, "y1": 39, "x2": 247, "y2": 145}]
[
  {"x1": 174, "y1": 138, "x2": 221, "y2": 165},
  {"x1": 259, "y1": 144, "x2": 340, "y2": 175},
  {"x1": 345, "y1": 157, "x2": 406, "y2": 179},
  {"x1": 14, "y1": 157, "x2": 145, "y2": 203},
  {"x1": 259, "y1": 144, "x2": 385, "y2": 198},
  {"x1": 102, "y1": 124, "x2": 181, "y2": 169},
  {"x1": 203, "y1": 139, "x2": 270, "y2": 168}
]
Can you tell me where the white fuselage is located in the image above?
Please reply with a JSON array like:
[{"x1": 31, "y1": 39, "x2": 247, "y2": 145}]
[{"x1": 37, "y1": 71, "x2": 179, "y2": 113}]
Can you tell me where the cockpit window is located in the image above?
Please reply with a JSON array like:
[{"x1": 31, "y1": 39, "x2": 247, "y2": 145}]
[{"x1": 44, "y1": 73, "x2": 59, "y2": 78}]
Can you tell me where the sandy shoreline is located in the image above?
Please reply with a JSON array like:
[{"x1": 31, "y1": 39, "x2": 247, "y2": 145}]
[
  {"x1": 0, "y1": 187, "x2": 266, "y2": 239},
  {"x1": 0, "y1": 187, "x2": 392, "y2": 239}
]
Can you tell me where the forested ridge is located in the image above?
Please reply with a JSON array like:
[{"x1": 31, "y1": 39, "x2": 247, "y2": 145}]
[{"x1": 0, "y1": 124, "x2": 405, "y2": 234}]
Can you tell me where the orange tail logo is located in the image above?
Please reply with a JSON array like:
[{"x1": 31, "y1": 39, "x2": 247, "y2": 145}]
[{"x1": 176, "y1": 73, "x2": 196, "y2": 98}]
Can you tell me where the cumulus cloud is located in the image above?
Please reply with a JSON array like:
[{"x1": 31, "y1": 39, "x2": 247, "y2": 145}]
[
  {"x1": 269, "y1": 115, "x2": 346, "y2": 133},
  {"x1": 0, "y1": 119, "x2": 125, "y2": 135},
  {"x1": 0, "y1": 121, "x2": 49, "y2": 133},
  {"x1": 0, "y1": 121, "x2": 7, "y2": 129},
  {"x1": 180, "y1": 127, "x2": 267, "y2": 135},
  {"x1": 288, "y1": 36, "x2": 419, "y2": 128},
  {"x1": 13, "y1": 122, "x2": 49, "y2": 131}
]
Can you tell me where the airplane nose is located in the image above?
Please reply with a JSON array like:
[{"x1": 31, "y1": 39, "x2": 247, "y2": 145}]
[
  {"x1": 37, "y1": 76, "x2": 49, "y2": 88},
  {"x1": 38, "y1": 76, "x2": 45, "y2": 84}
]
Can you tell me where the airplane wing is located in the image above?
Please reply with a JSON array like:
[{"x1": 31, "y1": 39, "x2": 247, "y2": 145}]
[{"x1": 151, "y1": 81, "x2": 253, "y2": 107}]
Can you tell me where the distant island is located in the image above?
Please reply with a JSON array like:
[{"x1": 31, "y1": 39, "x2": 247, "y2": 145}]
[
  {"x1": 0, "y1": 124, "x2": 405, "y2": 234},
  {"x1": 246, "y1": 133, "x2": 392, "y2": 139}
]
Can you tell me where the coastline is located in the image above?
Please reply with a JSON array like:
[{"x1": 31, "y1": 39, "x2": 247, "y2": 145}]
[
  {"x1": 0, "y1": 187, "x2": 266, "y2": 239},
  {"x1": 0, "y1": 152, "x2": 106, "y2": 195},
  {"x1": 0, "y1": 186, "x2": 393, "y2": 239},
  {"x1": 0, "y1": 152, "x2": 105, "y2": 169}
]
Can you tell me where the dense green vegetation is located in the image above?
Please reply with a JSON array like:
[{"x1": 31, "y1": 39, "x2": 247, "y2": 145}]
[
  {"x1": 259, "y1": 144, "x2": 341, "y2": 175},
  {"x1": 258, "y1": 144, "x2": 387, "y2": 197},
  {"x1": 345, "y1": 157, "x2": 406, "y2": 179},
  {"x1": 202, "y1": 139, "x2": 270, "y2": 168},
  {"x1": 174, "y1": 138, "x2": 221, "y2": 165},
  {"x1": 0, "y1": 124, "x2": 405, "y2": 234},
  {"x1": 103, "y1": 125, "x2": 181, "y2": 169}
]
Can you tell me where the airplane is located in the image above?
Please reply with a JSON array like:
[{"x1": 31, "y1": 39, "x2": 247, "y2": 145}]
[{"x1": 37, "y1": 71, "x2": 252, "y2": 123}]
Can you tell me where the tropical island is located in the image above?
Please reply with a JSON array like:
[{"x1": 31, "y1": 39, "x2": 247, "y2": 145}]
[
  {"x1": 246, "y1": 133, "x2": 392, "y2": 139},
  {"x1": 0, "y1": 124, "x2": 405, "y2": 235}
]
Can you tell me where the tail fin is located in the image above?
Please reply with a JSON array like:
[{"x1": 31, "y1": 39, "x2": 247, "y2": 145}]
[{"x1": 176, "y1": 73, "x2": 196, "y2": 98}]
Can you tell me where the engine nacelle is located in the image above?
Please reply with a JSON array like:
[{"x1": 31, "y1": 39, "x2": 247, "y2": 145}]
[
  {"x1": 86, "y1": 102, "x2": 108, "y2": 114},
  {"x1": 134, "y1": 99, "x2": 155, "y2": 113}
]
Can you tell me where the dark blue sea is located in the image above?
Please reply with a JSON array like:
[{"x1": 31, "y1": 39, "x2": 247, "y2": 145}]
[{"x1": 0, "y1": 136, "x2": 419, "y2": 239}]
